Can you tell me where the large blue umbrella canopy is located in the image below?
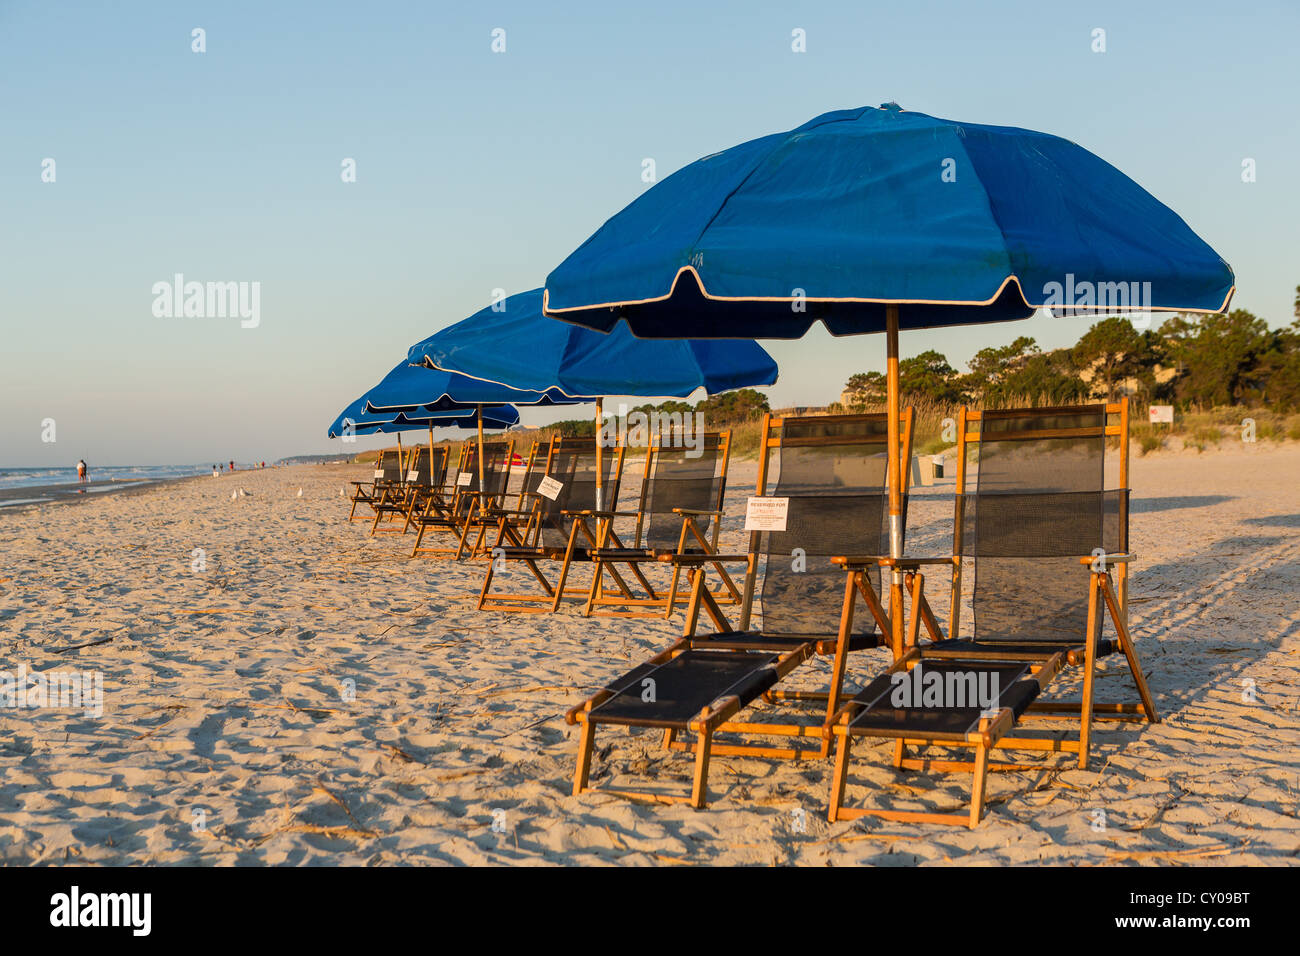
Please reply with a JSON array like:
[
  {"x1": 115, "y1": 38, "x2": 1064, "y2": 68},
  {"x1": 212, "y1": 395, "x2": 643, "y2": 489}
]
[
  {"x1": 540, "y1": 102, "x2": 1234, "y2": 651},
  {"x1": 407, "y1": 289, "x2": 778, "y2": 398},
  {"x1": 543, "y1": 103, "x2": 1234, "y2": 337},
  {"x1": 362, "y1": 358, "x2": 577, "y2": 412},
  {"x1": 329, "y1": 359, "x2": 543, "y2": 495},
  {"x1": 326, "y1": 399, "x2": 519, "y2": 439}
]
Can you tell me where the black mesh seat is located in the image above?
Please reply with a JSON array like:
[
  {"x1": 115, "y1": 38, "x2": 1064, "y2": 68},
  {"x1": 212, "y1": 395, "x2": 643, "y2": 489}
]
[
  {"x1": 589, "y1": 650, "x2": 783, "y2": 728},
  {"x1": 847, "y1": 661, "x2": 1041, "y2": 740}
]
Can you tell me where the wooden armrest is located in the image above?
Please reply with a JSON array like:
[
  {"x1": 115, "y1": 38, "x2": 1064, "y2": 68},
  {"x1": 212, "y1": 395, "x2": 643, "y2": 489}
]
[
  {"x1": 672, "y1": 508, "x2": 722, "y2": 516},
  {"x1": 878, "y1": 556, "x2": 959, "y2": 569},
  {"x1": 830, "y1": 555, "x2": 955, "y2": 568},
  {"x1": 831, "y1": 554, "x2": 887, "y2": 568},
  {"x1": 1077, "y1": 552, "x2": 1135, "y2": 565}
]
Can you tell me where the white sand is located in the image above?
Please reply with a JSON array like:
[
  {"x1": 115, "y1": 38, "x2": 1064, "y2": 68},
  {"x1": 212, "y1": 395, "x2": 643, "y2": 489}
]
[{"x1": 1, "y1": 443, "x2": 1297, "y2": 865}]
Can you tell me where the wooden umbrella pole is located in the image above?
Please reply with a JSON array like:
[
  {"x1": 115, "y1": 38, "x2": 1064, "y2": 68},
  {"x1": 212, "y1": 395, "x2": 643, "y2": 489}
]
[
  {"x1": 396, "y1": 433, "x2": 404, "y2": 484},
  {"x1": 594, "y1": 398, "x2": 604, "y2": 511},
  {"x1": 477, "y1": 406, "x2": 485, "y2": 495},
  {"x1": 885, "y1": 305, "x2": 905, "y2": 660}
]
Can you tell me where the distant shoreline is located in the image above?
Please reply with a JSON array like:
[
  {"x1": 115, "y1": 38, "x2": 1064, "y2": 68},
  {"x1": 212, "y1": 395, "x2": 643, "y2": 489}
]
[
  {"x1": 0, "y1": 473, "x2": 209, "y2": 511},
  {"x1": 0, "y1": 464, "x2": 367, "y2": 514}
]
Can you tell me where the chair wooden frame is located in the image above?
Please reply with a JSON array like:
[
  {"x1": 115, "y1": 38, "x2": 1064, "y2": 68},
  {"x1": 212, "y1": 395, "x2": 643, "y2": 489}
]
[
  {"x1": 410, "y1": 438, "x2": 515, "y2": 559},
  {"x1": 400, "y1": 443, "x2": 453, "y2": 533},
  {"x1": 404, "y1": 441, "x2": 468, "y2": 533},
  {"x1": 477, "y1": 437, "x2": 627, "y2": 613},
  {"x1": 567, "y1": 410, "x2": 914, "y2": 808},
  {"x1": 826, "y1": 644, "x2": 1067, "y2": 827},
  {"x1": 581, "y1": 431, "x2": 738, "y2": 619},
  {"x1": 371, "y1": 445, "x2": 439, "y2": 534},
  {"x1": 472, "y1": 440, "x2": 544, "y2": 544},
  {"x1": 348, "y1": 448, "x2": 403, "y2": 521},
  {"x1": 825, "y1": 398, "x2": 1160, "y2": 826}
]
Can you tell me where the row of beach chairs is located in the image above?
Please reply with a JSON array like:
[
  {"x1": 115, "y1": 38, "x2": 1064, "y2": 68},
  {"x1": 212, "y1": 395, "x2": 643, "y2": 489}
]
[
  {"x1": 345, "y1": 400, "x2": 1157, "y2": 826},
  {"x1": 347, "y1": 429, "x2": 741, "y2": 617}
]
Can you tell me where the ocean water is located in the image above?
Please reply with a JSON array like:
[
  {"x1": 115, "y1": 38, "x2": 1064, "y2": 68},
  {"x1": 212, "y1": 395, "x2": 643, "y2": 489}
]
[{"x1": 0, "y1": 464, "x2": 214, "y2": 492}]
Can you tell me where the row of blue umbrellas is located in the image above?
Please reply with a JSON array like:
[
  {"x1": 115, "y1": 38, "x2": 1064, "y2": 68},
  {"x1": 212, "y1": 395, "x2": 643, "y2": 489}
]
[
  {"x1": 331, "y1": 290, "x2": 779, "y2": 504},
  {"x1": 332, "y1": 103, "x2": 1233, "y2": 632}
]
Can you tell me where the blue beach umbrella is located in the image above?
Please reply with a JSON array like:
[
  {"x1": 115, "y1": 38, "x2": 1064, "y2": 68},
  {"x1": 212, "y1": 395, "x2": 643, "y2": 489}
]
[
  {"x1": 542, "y1": 102, "x2": 1235, "y2": 649},
  {"x1": 407, "y1": 288, "x2": 779, "y2": 508},
  {"x1": 408, "y1": 289, "x2": 778, "y2": 399},
  {"x1": 326, "y1": 400, "x2": 520, "y2": 439},
  {"x1": 326, "y1": 394, "x2": 520, "y2": 486},
  {"x1": 544, "y1": 103, "x2": 1234, "y2": 336},
  {"x1": 361, "y1": 358, "x2": 574, "y2": 412},
  {"x1": 332, "y1": 358, "x2": 561, "y2": 491}
]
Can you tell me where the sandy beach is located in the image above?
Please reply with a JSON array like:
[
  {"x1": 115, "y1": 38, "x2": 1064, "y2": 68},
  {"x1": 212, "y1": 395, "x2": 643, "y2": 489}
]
[{"x1": 1, "y1": 444, "x2": 1297, "y2": 866}]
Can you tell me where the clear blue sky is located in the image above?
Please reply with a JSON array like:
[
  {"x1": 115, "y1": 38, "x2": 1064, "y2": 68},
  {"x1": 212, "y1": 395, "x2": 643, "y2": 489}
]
[{"x1": 3, "y1": 0, "x2": 1296, "y2": 465}]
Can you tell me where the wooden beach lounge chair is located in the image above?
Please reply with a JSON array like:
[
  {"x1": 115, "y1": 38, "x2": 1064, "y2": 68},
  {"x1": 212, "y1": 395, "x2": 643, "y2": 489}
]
[
  {"x1": 371, "y1": 445, "x2": 433, "y2": 534},
  {"x1": 400, "y1": 444, "x2": 452, "y2": 533},
  {"x1": 826, "y1": 399, "x2": 1159, "y2": 827},
  {"x1": 410, "y1": 438, "x2": 514, "y2": 558},
  {"x1": 475, "y1": 439, "x2": 544, "y2": 538},
  {"x1": 455, "y1": 438, "x2": 545, "y2": 558},
  {"x1": 566, "y1": 410, "x2": 914, "y2": 808},
  {"x1": 581, "y1": 431, "x2": 736, "y2": 618},
  {"x1": 348, "y1": 448, "x2": 402, "y2": 521},
  {"x1": 398, "y1": 441, "x2": 466, "y2": 533},
  {"x1": 477, "y1": 436, "x2": 626, "y2": 613}
]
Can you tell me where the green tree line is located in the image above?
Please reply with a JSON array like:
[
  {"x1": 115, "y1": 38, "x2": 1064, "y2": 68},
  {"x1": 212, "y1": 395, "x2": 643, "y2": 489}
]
[
  {"x1": 550, "y1": 388, "x2": 772, "y2": 436},
  {"x1": 843, "y1": 294, "x2": 1300, "y2": 411}
]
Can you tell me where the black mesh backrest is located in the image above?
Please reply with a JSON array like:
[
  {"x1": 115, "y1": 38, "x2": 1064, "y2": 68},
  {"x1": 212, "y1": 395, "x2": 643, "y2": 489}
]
[
  {"x1": 428, "y1": 446, "x2": 449, "y2": 487},
  {"x1": 407, "y1": 447, "x2": 432, "y2": 487},
  {"x1": 520, "y1": 443, "x2": 548, "y2": 500},
  {"x1": 968, "y1": 406, "x2": 1127, "y2": 644},
  {"x1": 458, "y1": 440, "x2": 511, "y2": 513},
  {"x1": 379, "y1": 450, "x2": 402, "y2": 482},
  {"x1": 533, "y1": 439, "x2": 622, "y2": 549},
  {"x1": 642, "y1": 435, "x2": 727, "y2": 550},
  {"x1": 758, "y1": 416, "x2": 891, "y2": 637}
]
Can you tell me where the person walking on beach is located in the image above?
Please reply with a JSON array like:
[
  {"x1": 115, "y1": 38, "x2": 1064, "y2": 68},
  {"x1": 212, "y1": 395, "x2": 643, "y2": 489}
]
[
  {"x1": 229, "y1": 460, "x2": 235, "y2": 472},
  {"x1": 76, "y1": 459, "x2": 88, "y2": 485}
]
